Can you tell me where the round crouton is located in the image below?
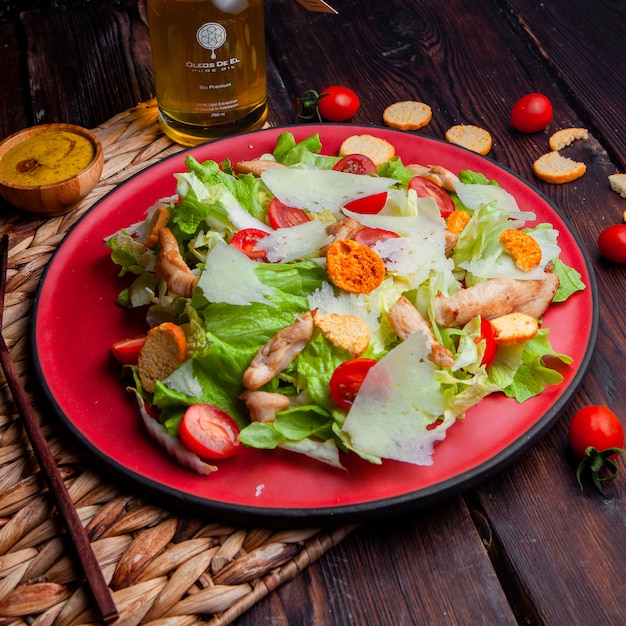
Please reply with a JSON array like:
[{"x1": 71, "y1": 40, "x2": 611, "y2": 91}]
[
  {"x1": 383, "y1": 101, "x2": 433, "y2": 131},
  {"x1": 608, "y1": 173, "x2": 626, "y2": 199},
  {"x1": 326, "y1": 239, "x2": 385, "y2": 294},
  {"x1": 490, "y1": 312, "x2": 539, "y2": 346},
  {"x1": 314, "y1": 313, "x2": 370, "y2": 356},
  {"x1": 548, "y1": 127, "x2": 588, "y2": 151},
  {"x1": 339, "y1": 134, "x2": 395, "y2": 166},
  {"x1": 138, "y1": 322, "x2": 188, "y2": 394},
  {"x1": 445, "y1": 124, "x2": 493, "y2": 155},
  {"x1": 499, "y1": 229, "x2": 542, "y2": 271},
  {"x1": 446, "y1": 209, "x2": 472, "y2": 235},
  {"x1": 533, "y1": 151, "x2": 586, "y2": 184}
]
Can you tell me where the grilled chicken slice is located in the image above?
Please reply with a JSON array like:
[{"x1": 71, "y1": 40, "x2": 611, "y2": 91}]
[
  {"x1": 242, "y1": 311, "x2": 315, "y2": 390},
  {"x1": 155, "y1": 227, "x2": 197, "y2": 298},
  {"x1": 434, "y1": 272, "x2": 560, "y2": 328},
  {"x1": 239, "y1": 390, "x2": 291, "y2": 423},
  {"x1": 388, "y1": 296, "x2": 455, "y2": 368}
]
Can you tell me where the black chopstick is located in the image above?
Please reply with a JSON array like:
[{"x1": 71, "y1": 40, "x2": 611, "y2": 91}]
[{"x1": 0, "y1": 234, "x2": 118, "y2": 624}]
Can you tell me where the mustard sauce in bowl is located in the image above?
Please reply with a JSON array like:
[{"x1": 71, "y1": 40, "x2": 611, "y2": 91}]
[{"x1": 0, "y1": 124, "x2": 104, "y2": 216}]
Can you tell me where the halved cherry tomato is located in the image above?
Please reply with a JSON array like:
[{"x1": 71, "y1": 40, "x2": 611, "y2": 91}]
[
  {"x1": 354, "y1": 227, "x2": 400, "y2": 248},
  {"x1": 268, "y1": 197, "x2": 310, "y2": 229},
  {"x1": 475, "y1": 318, "x2": 497, "y2": 368},
  {"x1": 510, "y1": 93, "x2": 553, "y2": 133},
  {"x1": 333, "y1": 154, "x2": 377, "y2": 175},
  {"x1": 329, "y1": 358, "x2": 378, "y2": 410},
  {"x1": 343, "y1": 192, "x2": 388, "y2": 214},
  {"x1": 317, "y1": 85, "x2": 360, "y2": 122},
  {"x1": 598, "y1": 224, "x2": 626, "y2": 263},
  {"x1": 111, "y1": 336, "x2": 146, "y2": 365},
  {"x1": 230, "y1": 228, "x2": 269, "y2": 261},
  {"x1": 408, "y1": 176, "x2": 455, "y2": 218},
  {"x1": 179, "y1": 403, "x2": 241, "y2": 460}
]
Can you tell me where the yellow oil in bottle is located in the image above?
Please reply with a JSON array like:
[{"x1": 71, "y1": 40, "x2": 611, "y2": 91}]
[{"x1": 147, "y1": 0, "x2": 267, "y2": 146}]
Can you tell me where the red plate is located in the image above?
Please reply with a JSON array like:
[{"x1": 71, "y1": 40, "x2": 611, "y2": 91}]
[{"x1": 31, "y1": 125, "x2": 597, "y2": 526}]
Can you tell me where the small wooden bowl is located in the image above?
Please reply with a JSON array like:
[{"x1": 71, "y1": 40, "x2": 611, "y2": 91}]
[{"x1": 0, "y1": 123, "x2": 104, "y2": 216}]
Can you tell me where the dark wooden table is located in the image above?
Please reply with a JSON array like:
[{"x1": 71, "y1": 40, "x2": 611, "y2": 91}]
[{"x1": 1, "y1": 0, "x2": 625, "y2": 623}]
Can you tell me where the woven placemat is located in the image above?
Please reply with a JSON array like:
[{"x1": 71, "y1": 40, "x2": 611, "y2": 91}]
[{"x1": 0, "y1": 100, "x2": 356, "y2": 623}]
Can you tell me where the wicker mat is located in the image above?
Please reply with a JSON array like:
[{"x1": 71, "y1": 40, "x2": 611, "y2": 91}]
[{"x1": 0, "y1": 100, "x2": 357, "y2": 624}]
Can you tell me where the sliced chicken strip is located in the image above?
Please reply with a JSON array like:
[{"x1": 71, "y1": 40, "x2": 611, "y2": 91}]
[
  {"x1": 243, "y1": 311, "x2": 315, "y2": 390},
  {"x1": 234, "y1": 159, "x2": 287, "y2": 177},
  {"x1": 435, "y1": 272, "x2": 560, "y2": 328},
  {"x1": 405, "y1": 163, "x2": 460, "y2": 191},
  {"x1": 326, "y1": 216, "x2": 363, "y2": 241},
  {"x1": 388, "y1": 296, "x2": 455, "y2": 368},
  {"x1": 239, "y1": 390, "x2": 291, "y2": 423},
  {"x1": 155, "y1": 227, "x2": 197, "y2": 298}
]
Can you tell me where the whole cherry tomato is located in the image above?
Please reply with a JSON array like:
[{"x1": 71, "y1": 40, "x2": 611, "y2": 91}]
[
  {"x1": 329, "y1": 358, "x2": 378, "y2": 410},
  {"x1": 333, "y1": 154, "x2": 378, "y2": 175},
  {"x1": 409, "y1": 176, "x2": 456, "y2": 218},
  {"x1": 568, "y1": 405, "x2": 625, "y2": 492},
  {"x1": 510, "y1": 93, "x2": 553, "y2": 133},
  {"x1": 230, "y1": 228, "x2": 269, "y2": 261},
  {"x1": 317, "y1": 86, "x2": 360, "y2": 122},
  {"x1": 179, "y1": 403, "x2": 241, "y2": 460},
  {"x1": 597, "y1": 224, "x2": 626, "y2": 263},
  {"x1": 268, "y1": 198, "x2": 310, "y2": 229}
]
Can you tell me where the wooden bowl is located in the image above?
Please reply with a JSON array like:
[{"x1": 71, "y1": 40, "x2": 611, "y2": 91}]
[{"x1": 0, "y1": 123, "x2": 104, "y2": 216}]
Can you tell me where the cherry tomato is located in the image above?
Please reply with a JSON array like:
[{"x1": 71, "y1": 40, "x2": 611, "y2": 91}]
[
  {"x1": 111, "y1": 336, "x2": 146, "y2": 365},
  {"x1": 317, "y1": 86, "x2": 360, "y2": 122},
  {"x1": 230, "y1": 228, "x2": 269, "y2": 261},
  {"x1": 475, "y1": 318, "x2": 497, "y2": 368},
  {"x1": 408, "y1": 176, "x2": 456, "y2": 218},
  {"x1": 343, "y1": 192, "x2": 388, "y2": 214},
  {"x1": 354, "y1": 227, "x2": 400, "y2": 248},
  {"x1": 333, "y1": 154, "x2": 378, "y2": 175},
  {"x1": 329, "y1": 358, "x2": 378, "y2": 410},
  {"x1": 510, "y1": 93, "x2": 553, "y2": 133},
  {"x1": 268, "y1": 198, "x2": 310, "y2": 229},
  {"x1": 179, "y1": 403, "x2": 241, "y2": 460},
  {"x1": 598, "y1": 224, "x2": 626, "y2": 263},
  {"x1": 568, "y1": 406, "x2": 624, "y2": 460}
]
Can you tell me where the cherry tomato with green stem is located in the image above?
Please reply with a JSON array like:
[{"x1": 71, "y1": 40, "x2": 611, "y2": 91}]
[{"x1": 315, "y1": 86, "x2": 360, "y2": 122}]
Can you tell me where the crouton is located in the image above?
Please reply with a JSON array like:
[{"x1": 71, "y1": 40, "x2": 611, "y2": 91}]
[
  {"x1": 608, "y1": 173, "x2": 626, "y2": 199},
  {"x1": 138, "y1": 322, "x2": 188, "y2": 394},
  {"x1": 548, "y1": 127, "x2": 588, "y2": 151},
  {"x1": 445, "y1": 124, "x2": 493, "y2": 155},
  {"x1": 533, "y1": 151, "x2": 586, "y2": 184},
  {"x1": 499, "y1": 229, "x2": 542, "y2": 271},
  {"x1": 383, "y1": 101, "x2": 433, "y2": 131},
  {"x1": 490, "y1": 312, "x2": 539, "y2": 346},
  {"x1": 326, "y1": 239, "x2": 385, "y2": 294},
  {"x1": 234, "y1": 159, "x2": 286, "y2": 177},
  {"x1": 315, "y1": 313, "x2": 370, "y2": 356},
  {"x1": 142, "y1": 205, "x2": 170, "y2": 249},
  {"x1": 446, "y1": 209, "x2": 471, "y2": 235},
  {"x1": 339, "y1": 134, "x2": 395, "y2": 166}
]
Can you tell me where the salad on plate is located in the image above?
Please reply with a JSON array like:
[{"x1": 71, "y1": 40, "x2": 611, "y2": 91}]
[{"x1": 105, "y1": 131, "x2": 585, "y2": 475}]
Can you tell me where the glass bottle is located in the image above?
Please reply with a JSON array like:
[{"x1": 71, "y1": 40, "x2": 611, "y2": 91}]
[{"x1": 147, "y1": 0, "x2": 267, "y2": 146}]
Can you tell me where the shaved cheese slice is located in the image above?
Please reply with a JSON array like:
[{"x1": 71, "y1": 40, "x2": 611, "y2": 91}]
[
  {"x1": 256, "y1": 220, "x2": 332, "y2": 262},
  {"x1": 261, "y1": 167, "x2": 395, "y2": 213},
  {"x1": 198, "y1": 241, "x2": 274, "y2": 305},
  {"x1": 342, "y1": 331, "x2": 454, "y2": 466}
]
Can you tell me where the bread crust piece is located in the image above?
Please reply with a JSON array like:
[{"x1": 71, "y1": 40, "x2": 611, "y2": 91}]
[
  {"x1": 338, "y1": 134, "x2": 395, "y2": 166},
  {"x1": 326, "y1": 239, "x2": 386, "y2": 294},
  {"x1": 533, "y1": 151, "x2": 586, "y2": 184},
  {"x1": 383, "y1": 101, "x2": 432, "y2": 131},
  {"x1": 608, "y1": 173, "x2": 626, "y2": 199},
  {"x1": 445, "y1": 124, "x2": 492, "y2": 155},
  {"x1": 490, "y1": 312, "x2": 539, "y2": 346},
  {"x1": 314, "y1": 313, "x2": 370, "y2": 356},
  {"x1": 138, "y1": 322, "x2": 188, "y2": 394},
  {"x1": 548, "y1": 127, "x2": 588, "y2": 151}
]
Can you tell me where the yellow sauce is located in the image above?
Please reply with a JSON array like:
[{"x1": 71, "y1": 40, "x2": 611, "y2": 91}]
[{"x1": 0, "y1": 130, "x2": 95, "y2": 186}]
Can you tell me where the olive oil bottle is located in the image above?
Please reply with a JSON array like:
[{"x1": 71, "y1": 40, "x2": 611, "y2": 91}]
[{"x1": 147, "y1": 0, "x2": 267, "y2": 146}]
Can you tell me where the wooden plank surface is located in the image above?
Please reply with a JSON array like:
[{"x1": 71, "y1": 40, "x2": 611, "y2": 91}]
[{"x1": 0, "y1": 0, "x2": 624, "y2": 624}]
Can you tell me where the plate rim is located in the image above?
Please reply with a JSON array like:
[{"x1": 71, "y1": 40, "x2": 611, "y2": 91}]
[{"x1": 30, "y1": 123, "x2": 599, "y2": 527}]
